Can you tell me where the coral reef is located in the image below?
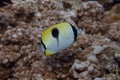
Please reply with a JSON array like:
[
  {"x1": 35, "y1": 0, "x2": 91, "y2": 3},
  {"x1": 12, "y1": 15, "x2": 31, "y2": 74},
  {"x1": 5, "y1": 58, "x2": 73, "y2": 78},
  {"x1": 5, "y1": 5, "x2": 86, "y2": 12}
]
[{"x1": 0, "y1": 0, "x2": 120, "y2": 80}]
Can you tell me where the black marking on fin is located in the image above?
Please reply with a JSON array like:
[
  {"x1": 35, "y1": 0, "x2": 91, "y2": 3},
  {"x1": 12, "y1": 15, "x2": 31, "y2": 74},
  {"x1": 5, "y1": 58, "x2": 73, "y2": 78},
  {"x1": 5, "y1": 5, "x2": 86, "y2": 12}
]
[{"x1": 70, "y1": 24, "x2": 77, "y2": 41}]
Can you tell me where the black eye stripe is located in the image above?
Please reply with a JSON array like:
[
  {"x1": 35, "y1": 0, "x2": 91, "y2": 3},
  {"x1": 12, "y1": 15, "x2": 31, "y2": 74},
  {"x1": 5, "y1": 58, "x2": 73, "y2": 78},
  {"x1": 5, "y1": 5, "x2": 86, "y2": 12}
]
[
  {"x1": 41, "y1": 39, "x2": 46, "y2": 49},
  {"x1": 52, "y1": 28, "x2": 59, "y2": 39},
  {"x1": 41, "y1": 39, "x2": 46, "y2": 55},
  {"x1": 70, "y1": 24, "x2": 77, "y2": 41}
]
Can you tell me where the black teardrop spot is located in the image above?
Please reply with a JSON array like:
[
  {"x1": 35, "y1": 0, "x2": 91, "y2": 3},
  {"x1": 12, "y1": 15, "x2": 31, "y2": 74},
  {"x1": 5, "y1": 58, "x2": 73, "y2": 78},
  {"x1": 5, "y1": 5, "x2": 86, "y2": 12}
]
[
  {"x1": 70, "y1": 24, "x2": 77, "y2": 41},
  {"x1": 52, "y1": 28, "x2": 59, "y2": 39}
]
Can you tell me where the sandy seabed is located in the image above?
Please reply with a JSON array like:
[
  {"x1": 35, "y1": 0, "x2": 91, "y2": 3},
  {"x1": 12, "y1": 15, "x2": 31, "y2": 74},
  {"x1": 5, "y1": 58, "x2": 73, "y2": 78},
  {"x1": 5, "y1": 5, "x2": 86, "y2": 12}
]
[{"x1": 0, "y1": 0, "x2": 120, "y2": 80}]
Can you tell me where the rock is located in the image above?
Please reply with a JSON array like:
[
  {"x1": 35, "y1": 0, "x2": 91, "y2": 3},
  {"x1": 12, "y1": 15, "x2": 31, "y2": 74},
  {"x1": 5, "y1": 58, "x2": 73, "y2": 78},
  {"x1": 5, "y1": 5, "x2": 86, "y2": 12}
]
[
  {"x1": 91, "y1": 45, "x2": 105, "y2": 55},
  {"x1": 94, "y1": 77, "x2": 105, "y2": 80},
  {"x1": 87, "y1": 65, "x2": 94, "y2": 73},
  {"x1": 72, "y1": 60, "x2": 89, "y2": 71},
  {"x1": 87, "y1": 55, "x2": 98, "y2": 63}
]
